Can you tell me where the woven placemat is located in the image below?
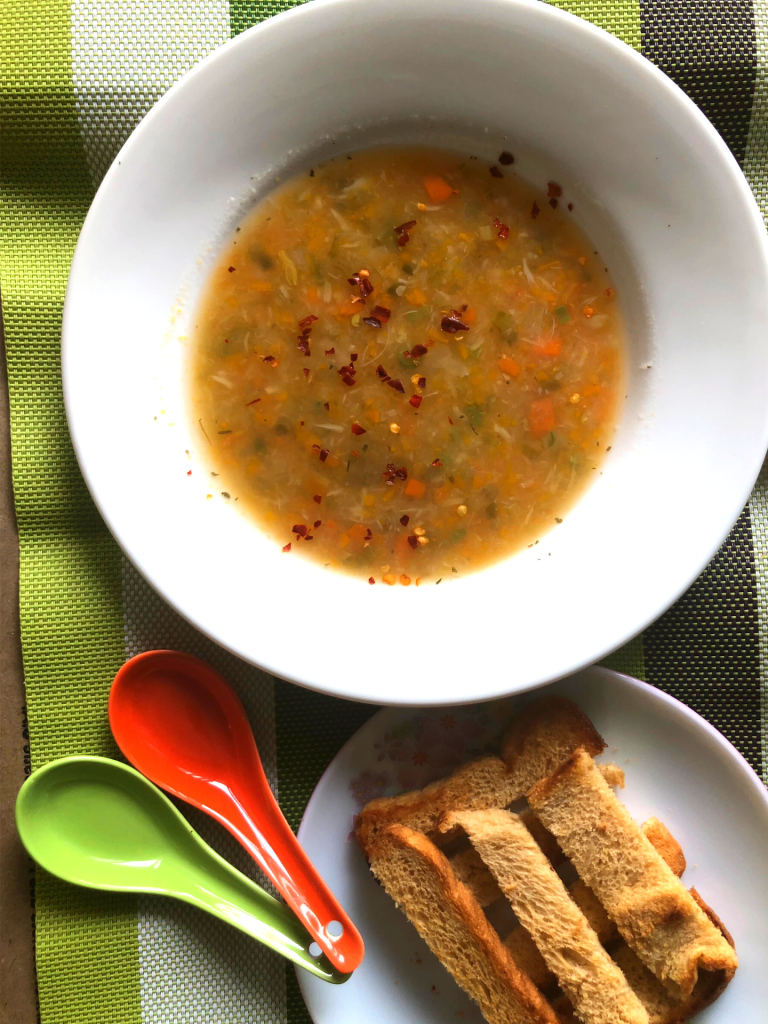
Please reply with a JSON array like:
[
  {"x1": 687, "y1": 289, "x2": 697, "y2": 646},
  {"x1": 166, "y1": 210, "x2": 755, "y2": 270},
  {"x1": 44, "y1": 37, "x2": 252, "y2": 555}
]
[{"x1": 1, "y1": 2, "x2": 767, "y2": 1022}]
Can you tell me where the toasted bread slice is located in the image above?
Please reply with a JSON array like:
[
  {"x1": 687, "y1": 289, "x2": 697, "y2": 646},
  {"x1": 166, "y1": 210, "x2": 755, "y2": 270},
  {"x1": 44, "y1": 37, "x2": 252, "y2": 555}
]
[
  {"x1": 450, "y1": 844, "x2": 504, "y2": 907},
  {"x1": 356, "y1": 756, "x2": 519, "y2": 856},
  {"x1": 528, "y1": 749, "x2": 738, "y2": 996},
  {"x1": 441, "y1": 808, "x2": 649, "y2": 1024},
  {"x1": 501, "y1": 816, "x2": 687, "y2": 993},
  {"x1": 358, "y1": 696, "x2": 607, "y2": 857},
  {"x1": 502, "y1": 695, "x2": 606, "y2": 783},
  {"x1": 367, "y1": 824, "x2": 558, "y2": 1024}
]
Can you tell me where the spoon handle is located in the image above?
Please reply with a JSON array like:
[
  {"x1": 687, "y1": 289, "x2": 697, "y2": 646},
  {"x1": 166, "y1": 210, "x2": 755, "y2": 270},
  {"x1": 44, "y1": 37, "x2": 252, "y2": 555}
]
[
  {"x1": 224, "y1": 760, "x2": 365, "y2": 974},
  {"x1": 174, "y1": 842, "x2": 348, "y2": 985}
]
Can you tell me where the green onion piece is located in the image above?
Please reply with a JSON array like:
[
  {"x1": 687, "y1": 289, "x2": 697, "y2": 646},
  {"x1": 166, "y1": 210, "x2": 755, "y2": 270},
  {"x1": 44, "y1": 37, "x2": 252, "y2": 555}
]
[{"x1": 555, "y1": 305, "x2": 570, "y2": 323}]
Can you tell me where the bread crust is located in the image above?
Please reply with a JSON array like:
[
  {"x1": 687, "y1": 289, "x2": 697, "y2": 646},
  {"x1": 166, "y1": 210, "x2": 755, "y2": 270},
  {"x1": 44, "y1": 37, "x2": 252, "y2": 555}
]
[
  {"x1": 502, "y1": 696, "x2": 606, "y2": 780},
  {"x1": 368, "y1": 824, "x2": 559, "y2": 1024}
]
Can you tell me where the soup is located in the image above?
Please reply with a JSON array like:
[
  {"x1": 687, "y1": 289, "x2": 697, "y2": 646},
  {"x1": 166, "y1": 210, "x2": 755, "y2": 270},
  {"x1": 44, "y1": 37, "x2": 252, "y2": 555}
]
[{"x1": 190, "y1": 147, "x2": 624, "y2": 584}]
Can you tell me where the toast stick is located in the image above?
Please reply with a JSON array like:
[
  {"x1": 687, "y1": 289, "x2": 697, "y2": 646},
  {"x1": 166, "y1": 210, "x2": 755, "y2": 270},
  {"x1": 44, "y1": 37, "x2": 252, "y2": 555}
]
[
  {"x1": 441, "y1": 808, "x2": 649, "y2": 1024},
  {"x1": 527, "y1": 749, "x2": 738, "y2": 996},
  {"x1": 368, "y1": 824, "x2": 559, "y2": 1024}
]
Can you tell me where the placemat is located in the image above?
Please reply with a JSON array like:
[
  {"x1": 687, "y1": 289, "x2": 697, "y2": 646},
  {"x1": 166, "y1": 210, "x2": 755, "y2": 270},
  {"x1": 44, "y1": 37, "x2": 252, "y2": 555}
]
[{"x1": 2, "y1": 2, "x2": 767, "y2": 1022}]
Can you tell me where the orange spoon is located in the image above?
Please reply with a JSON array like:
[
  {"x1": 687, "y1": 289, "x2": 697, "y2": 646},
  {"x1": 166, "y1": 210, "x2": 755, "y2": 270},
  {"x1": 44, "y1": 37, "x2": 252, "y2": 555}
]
[{"x1": 109, "y1": 650, "x2": 364, "y2": 974}]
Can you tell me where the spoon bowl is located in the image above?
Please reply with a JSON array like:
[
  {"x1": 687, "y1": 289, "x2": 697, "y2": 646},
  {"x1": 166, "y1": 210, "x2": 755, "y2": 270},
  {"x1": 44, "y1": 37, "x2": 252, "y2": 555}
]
[
  {"x1": 109, "y1": 650, "x2": 364, "y2": 973},
  {"x1": 15, "y1": 756, "x2": 349, "y2": 984}
]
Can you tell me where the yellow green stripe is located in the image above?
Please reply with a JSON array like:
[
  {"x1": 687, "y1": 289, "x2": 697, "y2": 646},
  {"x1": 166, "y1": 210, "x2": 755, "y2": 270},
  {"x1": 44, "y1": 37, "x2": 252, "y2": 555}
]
[{"x1": 0, "y1": 1, "x2": 140, "y2": 1021}]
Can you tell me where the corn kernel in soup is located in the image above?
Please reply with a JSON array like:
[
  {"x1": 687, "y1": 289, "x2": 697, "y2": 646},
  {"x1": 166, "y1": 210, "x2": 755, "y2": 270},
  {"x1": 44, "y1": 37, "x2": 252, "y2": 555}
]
[{"x1": 190, "y1": 147, "x2": 624, "y2": 583}]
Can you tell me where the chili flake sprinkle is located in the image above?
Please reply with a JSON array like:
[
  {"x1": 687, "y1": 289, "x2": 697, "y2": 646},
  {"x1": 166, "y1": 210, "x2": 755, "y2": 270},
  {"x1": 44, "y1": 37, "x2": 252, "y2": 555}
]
[
  {"x1": 489, "y1": 166, "x2": 503, "y2": 178},
  {"x1": 394, "y1": 220, "x2": 417, "y2": 246},
  {"x1": 282, "y1": 543, "x2": 291, "y2": 552},
  {"x1": 351, "y1": 422, "x2": 366, "y2": 435},
  {"x1": 498, "y1": 151, "x2": 515, "y2": 165},
  {"x1": 441, "y1": 313, "x2": 469, "y2": 334}
]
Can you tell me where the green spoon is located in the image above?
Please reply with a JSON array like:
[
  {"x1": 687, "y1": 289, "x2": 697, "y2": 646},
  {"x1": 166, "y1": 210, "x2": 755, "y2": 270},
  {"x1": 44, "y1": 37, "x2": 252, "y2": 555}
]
[{"x1": 15, "y1": 756, "x2": 348, "y2": 984}]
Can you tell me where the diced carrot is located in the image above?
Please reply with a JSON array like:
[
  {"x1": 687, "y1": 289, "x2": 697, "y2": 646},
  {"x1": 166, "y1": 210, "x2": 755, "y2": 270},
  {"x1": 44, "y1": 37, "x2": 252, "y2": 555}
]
[
  {"x1": 337, "y1": 304, "x2": 359, "y2": 317},
  {"x1": 405, "y1": 287, "x2": 427, "y2": 305},
  {"x1": 404, "y1": 478, "x2": 426, "y2": 499},
  {"x1": 366, "y1": 408, "x2": 380, "y2": 423},
  {"x1": 251, "y1": 280, "x2": 273, "y2": 293},
  {"x1": 462, "y1": 308, "x2": 476, "y2": 324},
  {"x1": 498, "y1": 356, "x2": 521, "y2": 377},
  {"x1": 348, "y1": 523, "x2": 368, "y2": 542},
  {"x1": 535, "y1": 337, "x2": 561, "y2": 358},
  {"x1": 325, "y1": 455, "x2": 340, "y2": 468},
  {"x1": 338, "y1": 533, "x2": 350, "y2": 549},
  {"x1": 529, "y1": 398, "x2": 555, "y2": 434},
  {"x1": 423, "y1": 175, "x2": 455, "y2": 203}
]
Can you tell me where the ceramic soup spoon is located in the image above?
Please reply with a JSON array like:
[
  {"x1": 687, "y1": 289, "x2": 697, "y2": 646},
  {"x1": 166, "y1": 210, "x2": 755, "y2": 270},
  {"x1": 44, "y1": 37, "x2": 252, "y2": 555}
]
[
  {"x1": 15, "y1": 755, "x2": 348, "y2": 983},
  {"x1": 108, "y1": 650, "x2": 364, "y2": 974}
]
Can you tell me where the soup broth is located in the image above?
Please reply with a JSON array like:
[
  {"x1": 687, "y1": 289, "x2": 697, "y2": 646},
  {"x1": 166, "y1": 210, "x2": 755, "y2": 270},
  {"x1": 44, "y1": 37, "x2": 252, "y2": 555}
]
[{"x1": 190, "y1": 147, "x2": 624, "y2": 584}]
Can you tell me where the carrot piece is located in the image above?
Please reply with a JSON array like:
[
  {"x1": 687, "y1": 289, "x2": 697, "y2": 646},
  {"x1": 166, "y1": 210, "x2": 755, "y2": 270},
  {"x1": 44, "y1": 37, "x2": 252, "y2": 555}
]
[
  {"x1": 535, "y1": 337, "x2": 562, "y2": 358},
  {"x1": 423, "y1": 175, "x2": 454, "y2": 203},
  {"x1": 461, "y1": 308, "x2": 476, "y2": 324},
  {"x1": 498, "y1": 356, "x2": 521, "y2": 377},
  {"x1": 348, "y1": 523, "x2": 368, "y2": 543},
  {"x1": 405, "y1": 287, "x2": 427, "y2": 305},
  {"x1": 404, "y1": 478, "x2": 426, "y2": 499},
  {"x1": 529, "y1": 398, "x2": 555, "y2": 434}
]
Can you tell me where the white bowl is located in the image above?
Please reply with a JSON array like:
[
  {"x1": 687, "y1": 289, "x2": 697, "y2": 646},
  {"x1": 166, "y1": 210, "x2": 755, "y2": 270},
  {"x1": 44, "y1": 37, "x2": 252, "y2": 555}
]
[{"x1": 63, "y1": 0, "x2": 768, "y2": 706}]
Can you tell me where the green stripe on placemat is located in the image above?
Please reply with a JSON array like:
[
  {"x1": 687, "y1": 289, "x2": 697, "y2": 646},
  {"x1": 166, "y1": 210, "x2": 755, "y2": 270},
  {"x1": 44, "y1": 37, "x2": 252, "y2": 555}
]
[{"x1": 0, "y1": 1, "x2": 140, "y2": 1022}]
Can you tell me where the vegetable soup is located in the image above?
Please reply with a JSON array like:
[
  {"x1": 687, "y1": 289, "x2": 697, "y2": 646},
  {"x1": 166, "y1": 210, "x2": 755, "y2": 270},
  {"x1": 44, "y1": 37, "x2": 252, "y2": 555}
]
[{"x1": 190, "y1": 147, "x2": 624, "y2": 584}]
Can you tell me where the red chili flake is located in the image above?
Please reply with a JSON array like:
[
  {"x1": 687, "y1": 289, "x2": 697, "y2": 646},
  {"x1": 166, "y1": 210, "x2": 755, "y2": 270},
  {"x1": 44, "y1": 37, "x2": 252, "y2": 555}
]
[
  {"x1": 368, "y1": 576, "x2": 375, "y2": 585},
  {"x1": 300, "y1": 420, "x2": 304, "y2": 426},
  {"x1": 549, "y1": 198, "x2": 558, "y2": 210},
  {"x1": 411, "y1": 343, "x2": 428, "y2": 359},
  {"x1": 323, "y1": 402, "x2": 330, "y2": 410},
  {"x1": 376, "y1": 364, "x2": 389, "y2": 380},
  {"x1": 371, "y1": 305, "x2": 391, "y2": 322},
  {"x1": 313, "y1": 494, "x2": 322, "y2": 504},
  {"x1": 493, "y1": 218, "x2": 509, "y2": 239},
  {"x1": 350, "y1": 352, "x2": 358, "y2": 361},
  {"x1": 325, "y1": 347, "x2": 335, "y2": 356},
  {"x1": 347, "y1": 272, "x2": 374, "y2": 298},
  {"x1": 568, "y1": 202, "x2": 574, "y2": 212},
  {"x1": 417, "y1": 376, "x2": 427, "y2": 389},
  {"x1": 490, "y1": 166, "x2": 503, "y2": 178},
  {"x1": 224, "y1": 338, "x2": 229, "y2": 344},
  {"x1": 547, "y1": 182, "x2": 563, "y2": 198},
  {"x1": 314, "y1": 520, "x2": 321, "y2": 529},
  {"x1": 299, "y1": 314, "x2": 318, "y2": 328},
  {"x1": 432, "y1": 458, "x2": 442, "y2": 467},
  {"x1": 531, "y1": 202, "x2": 540, "y2": 219},
  {"x1": 407, "y1": 535, "x2": 419, "y2": 549},
  {"x1": 263, "y1": 355, "x2": 278, "y2": 365},
  {"x1": 340, "y1": 373, "x2": 356, "y2": 386},
  {"x1": 382, "y1": 463, "x2": 408, "y2": 485},
  {"x1": 441, "y1": 314, "x2": 469, "y2": 334},
  {"x1": 409, "y1": 394, "x2": 422, "y2": 408},
  {"x1": 365, "y1": 528, "x2": 373, "y2": 540},
  {"x1": 283, "y1": 543, "x2": 291, "y2": 553},
  {"x1": 297, "y1": 336, "x2": 311, "y2": 356},
  {"x1": 386, "y1": 378, "x2": 405, "y2": 393},
  {"x1": 448, "y1": 417, "x2": 454, "y2": 425},
  {"x1": 304, "y1": 535, "x2": 314, "y2": 541},
  {"x1": 319, "y1": 449, "x2": 329, "y2": 462},
  {"x1": 351, "y1": 450, "x2": 360, "y2": 458},
  {"x1": 351, "y1": 422, "x2": 366, "y2": 435},
  {"x1": 228, "y1": 266, "x2": 236, "y2": 272},
  {"x1": 339, "y1": 364, "x2": 355, "y2": 376},
  {"x1": 292, "y1": 524, "x2": 308, "y2": 537},
  {"x1": 303, "y1": 367, "x2": 310, "y2": 378},
  {"x1": 394, "y1": 220, "x2": 417, "y2": 246},
  {"x1": 400, "y1": 514, "x2": 410, "y2": 526},
  {"x1": 311, "y1": 444, "x2": 321, "y2": 452},
  {"x1": 363, "y1": 316, "x2": 382, "y2": 328},
  {"x1": 186, "y1": 470, "x2": 192, "y2": 475},
  {"x1": 246, "y1": 398, "x2": 261, "y2": 406},
  {"x1": 498, "y1": 151, "x2": 515, "y2": 165}
]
